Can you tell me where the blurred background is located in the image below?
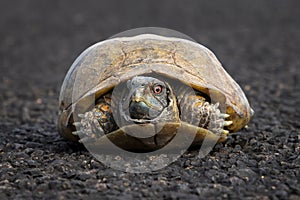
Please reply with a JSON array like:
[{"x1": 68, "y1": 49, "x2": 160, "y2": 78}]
[
  {"x1": 1, "y1": 0, "x2": 299, "y2": 126},
  {"x1": 1, "y1": 0, "x2": 299, "y2": 91}
]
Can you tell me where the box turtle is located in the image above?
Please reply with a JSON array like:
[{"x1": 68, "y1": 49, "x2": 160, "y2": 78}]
[{"x1": 57, "y1": 33, "x2": 253, "y2": 151}]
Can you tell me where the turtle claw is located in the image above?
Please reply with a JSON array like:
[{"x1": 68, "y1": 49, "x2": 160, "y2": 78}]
[
  {"x1": 78, "y1": 136, "x2": 93, "y2": 143},
  {"x1": 72, "y1": 130, "x2": 81, "y2": 135},
  {"x1": 208, "y1": 108, "x2": 232, "y2": 136},
  {"x1": 222, "y1": 130, "x2": 229, "y2": 135},
  {"x1": 78, "y1": 113, "x2": 85, "y2": 118},
  {"x1": 220, "y1": 113, "x2": 230, "y2": 119},
  {"x1": 73, "y1": 122, "x2": 82, "y2": 127},
  {"x1": 214, "y1": 102, "x2": 220, "y2": 108},
  {"x1": 223, "y1": 120, "x2": 233, "y2": 126}
]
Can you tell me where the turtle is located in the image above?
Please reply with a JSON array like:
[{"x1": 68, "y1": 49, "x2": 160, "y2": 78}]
[{"x1": 57, "y1": 34, "x2": 253, "y2": 151}]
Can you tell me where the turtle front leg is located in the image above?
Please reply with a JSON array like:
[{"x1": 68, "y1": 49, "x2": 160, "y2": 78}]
[
  {"x1": 73, "y1": 94, "x2": 118, "y2": 143},
  {"x1": 180, "y1": 95, "x2": 232, "y2": 137}
]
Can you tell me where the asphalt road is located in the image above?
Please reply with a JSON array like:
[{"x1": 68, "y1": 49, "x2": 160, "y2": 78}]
[{"x1": 0, "y1": 0, "x2": 299, "y2": 199}]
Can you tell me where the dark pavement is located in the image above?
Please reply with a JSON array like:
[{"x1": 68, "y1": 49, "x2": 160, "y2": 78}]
[{"x1": 0, "y1": 0, "x2": 299, "y2": 199}]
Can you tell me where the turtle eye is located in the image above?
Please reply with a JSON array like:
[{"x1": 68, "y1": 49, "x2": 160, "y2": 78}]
[{"x1": 152, "y1": 84, "x2": 163, "y2": 94}]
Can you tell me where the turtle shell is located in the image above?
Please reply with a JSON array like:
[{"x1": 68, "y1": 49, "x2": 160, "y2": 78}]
[{"x1": 58, "y1": 34, "x2": 252, "y2": 141}]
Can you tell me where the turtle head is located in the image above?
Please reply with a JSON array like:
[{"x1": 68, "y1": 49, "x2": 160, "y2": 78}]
[{"x1": 120, "y1": 76, "x2": 179, "y2": 123}]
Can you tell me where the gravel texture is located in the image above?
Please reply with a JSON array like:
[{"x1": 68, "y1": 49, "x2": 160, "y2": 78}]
[{"x1": 0, "y1": 0, "x2": 299, "y2": 199}]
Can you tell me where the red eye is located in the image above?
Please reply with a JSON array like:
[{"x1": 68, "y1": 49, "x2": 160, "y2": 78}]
[{"x1": 153, "y1": 85, "x2": 163, "y2": 94}]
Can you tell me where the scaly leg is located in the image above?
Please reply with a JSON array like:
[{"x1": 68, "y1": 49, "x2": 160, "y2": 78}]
[
  {"x1": 180, "y1": 95, "x2": 232, "y2": 137},
  {"x1": 73, "y1": 94, "x2": 118, "y2": 143}
]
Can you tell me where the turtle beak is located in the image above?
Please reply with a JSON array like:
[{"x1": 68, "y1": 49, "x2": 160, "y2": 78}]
[
  {"x1": 129, "y1": 88, "x2": 161, "y2": 120},
  {"x1": 129, "y1": 100, "x2": 151, "y2": 119}
]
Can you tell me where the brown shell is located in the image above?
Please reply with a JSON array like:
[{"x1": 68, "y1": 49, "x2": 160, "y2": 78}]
[{"x1": 58, "y1": 34, "x2": 252, "y2": 141}]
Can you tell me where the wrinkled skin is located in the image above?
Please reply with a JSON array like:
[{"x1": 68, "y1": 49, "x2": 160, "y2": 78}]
[
  {"x1": 128, "y1": 77, "x2": 169, "y2": 120},
  {"x1": 120, "y1": 76, "x2": 178, "y2": 123}
]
